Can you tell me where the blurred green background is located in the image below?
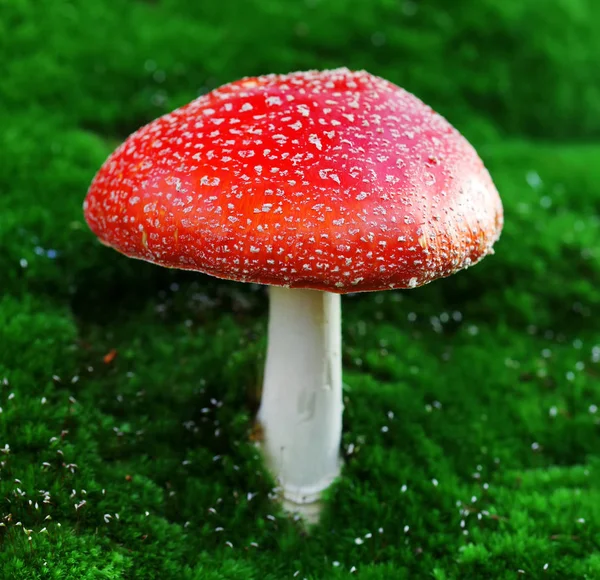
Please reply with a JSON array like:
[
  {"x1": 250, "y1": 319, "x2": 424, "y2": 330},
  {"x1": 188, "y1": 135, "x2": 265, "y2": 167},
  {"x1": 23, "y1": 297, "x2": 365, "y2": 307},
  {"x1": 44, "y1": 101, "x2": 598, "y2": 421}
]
[{"x1": 1, "y1": 0, "x2": 600, "y2": 578}]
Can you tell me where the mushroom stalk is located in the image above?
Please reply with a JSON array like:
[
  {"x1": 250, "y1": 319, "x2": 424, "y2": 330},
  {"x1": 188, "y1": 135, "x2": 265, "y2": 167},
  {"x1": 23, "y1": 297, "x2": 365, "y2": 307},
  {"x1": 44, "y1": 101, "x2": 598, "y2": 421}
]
[{"x1": 258, "y1": 286, "x2": 343, "y2": 510}]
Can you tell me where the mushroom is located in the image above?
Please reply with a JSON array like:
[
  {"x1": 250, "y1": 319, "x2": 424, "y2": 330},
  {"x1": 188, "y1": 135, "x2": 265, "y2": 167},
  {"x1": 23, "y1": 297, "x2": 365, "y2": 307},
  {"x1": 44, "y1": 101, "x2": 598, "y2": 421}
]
[{"x1": 84, "y1": 68, "x2": 503, "y2": 519}]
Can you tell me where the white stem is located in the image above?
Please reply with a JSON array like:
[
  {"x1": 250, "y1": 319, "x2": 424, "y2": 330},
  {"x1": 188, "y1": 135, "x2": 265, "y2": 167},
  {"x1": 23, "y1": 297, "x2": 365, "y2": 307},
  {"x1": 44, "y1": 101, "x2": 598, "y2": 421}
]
[{"x1": 258, "y1": 286, "x2": 343, "y2": 509}]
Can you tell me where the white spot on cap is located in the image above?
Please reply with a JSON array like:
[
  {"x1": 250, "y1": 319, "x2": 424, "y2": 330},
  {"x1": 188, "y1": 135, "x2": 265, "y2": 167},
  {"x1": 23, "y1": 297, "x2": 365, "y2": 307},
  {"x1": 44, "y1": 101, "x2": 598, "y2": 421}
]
[
  {"x1": 309, "y1": 134, "x2": 322, "y2": 150},
  {"x1": 297, "y1": 104, "x2": 310, "y2": 117}
]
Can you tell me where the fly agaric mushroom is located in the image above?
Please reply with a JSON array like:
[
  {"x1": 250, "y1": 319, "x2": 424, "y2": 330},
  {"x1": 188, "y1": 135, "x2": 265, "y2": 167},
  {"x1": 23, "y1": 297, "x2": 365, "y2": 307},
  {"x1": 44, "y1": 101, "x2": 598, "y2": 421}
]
[{"x1": 84, "y1": 68, "x2": 503, "y2": 519}]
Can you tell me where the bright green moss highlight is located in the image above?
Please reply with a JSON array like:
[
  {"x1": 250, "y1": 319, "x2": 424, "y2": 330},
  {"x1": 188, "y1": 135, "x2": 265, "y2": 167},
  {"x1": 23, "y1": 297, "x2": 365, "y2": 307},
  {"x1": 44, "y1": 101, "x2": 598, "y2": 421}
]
[{"x1": 1, "y1": 0, "x2": 600, "y2": 578}]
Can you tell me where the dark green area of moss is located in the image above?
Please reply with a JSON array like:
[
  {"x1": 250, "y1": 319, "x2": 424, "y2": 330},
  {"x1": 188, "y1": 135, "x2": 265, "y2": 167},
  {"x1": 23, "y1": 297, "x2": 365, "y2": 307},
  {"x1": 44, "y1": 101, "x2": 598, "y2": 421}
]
[{"x1": 1, "y1": 0, "x2": 600, "y2": 578}]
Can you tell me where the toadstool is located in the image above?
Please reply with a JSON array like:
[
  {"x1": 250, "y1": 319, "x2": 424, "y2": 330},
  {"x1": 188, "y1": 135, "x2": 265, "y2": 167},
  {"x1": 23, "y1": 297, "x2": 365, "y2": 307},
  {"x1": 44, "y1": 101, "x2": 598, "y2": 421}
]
[{"x1": 84, "y1": 68, "x2": 503, "y2": 519}]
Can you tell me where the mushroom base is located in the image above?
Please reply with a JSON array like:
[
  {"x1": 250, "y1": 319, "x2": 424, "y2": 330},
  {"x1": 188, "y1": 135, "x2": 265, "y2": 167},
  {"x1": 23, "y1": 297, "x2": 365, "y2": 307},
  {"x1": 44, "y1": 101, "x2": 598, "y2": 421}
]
[{"x1": 258, "y1": 286, "x2": 343, "y2": 510}]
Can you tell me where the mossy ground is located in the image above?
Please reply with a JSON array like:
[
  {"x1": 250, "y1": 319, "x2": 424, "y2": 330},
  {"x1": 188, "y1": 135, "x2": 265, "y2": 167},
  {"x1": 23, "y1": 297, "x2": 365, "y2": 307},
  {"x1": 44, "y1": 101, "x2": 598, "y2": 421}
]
[{"x1": 1, "y1": 0, "x2": 600, "y2": 578}]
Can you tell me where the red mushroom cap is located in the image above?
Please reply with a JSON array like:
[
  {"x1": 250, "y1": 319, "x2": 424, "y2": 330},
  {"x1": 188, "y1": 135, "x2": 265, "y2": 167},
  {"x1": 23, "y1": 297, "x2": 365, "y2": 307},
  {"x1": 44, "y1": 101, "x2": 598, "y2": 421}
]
[{"x1": 84, "y1": 68, "x2": 503, "y2": 293}]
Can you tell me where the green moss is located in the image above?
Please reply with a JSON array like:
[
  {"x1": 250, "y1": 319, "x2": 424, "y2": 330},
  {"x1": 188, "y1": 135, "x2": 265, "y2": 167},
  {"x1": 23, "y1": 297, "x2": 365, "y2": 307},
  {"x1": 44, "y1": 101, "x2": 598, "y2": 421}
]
[
  {"x1": 3, "y1": 0, "x2": 600, "y2": 141},
  {"x1": 2, "y1": 0, "x2": 600, "y2": 577}
]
